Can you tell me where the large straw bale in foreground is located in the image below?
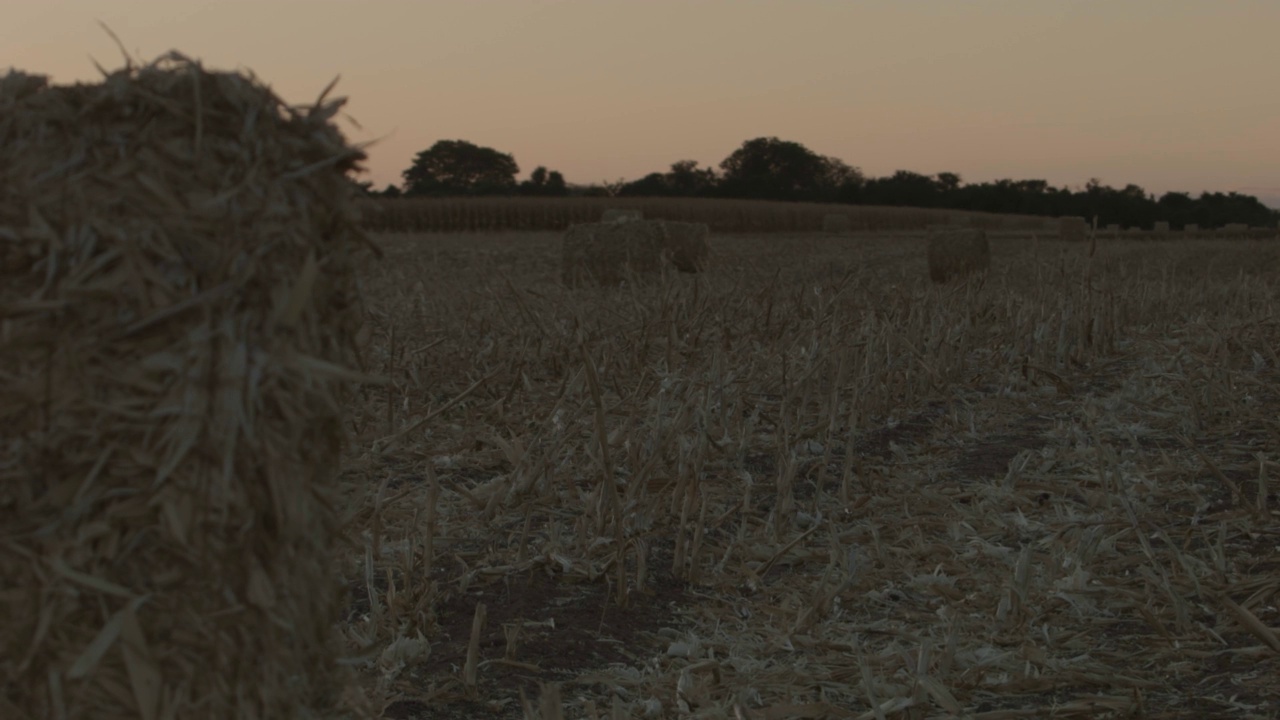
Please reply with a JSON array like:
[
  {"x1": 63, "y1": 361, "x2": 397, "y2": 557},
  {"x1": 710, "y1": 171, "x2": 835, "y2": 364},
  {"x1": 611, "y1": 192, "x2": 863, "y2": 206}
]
[
  {"x1": 0, "y1": 55, "x2": 377, "y2": 719},
  {"x1": 562, "y1": 219, "x2": 710, "y2": 286},
  {"x1": 822, "y1": 213, "x2": 851, "y2": 232},
  {"x1": 926, "y1": 227, "x2": 990, "y2": 283},
  {"x1": 1059, "y1": 216, "x2": 1088, "y2": 242},
  {"x1": 602, "y1": 208, "x2": 643, "y2": 223}
]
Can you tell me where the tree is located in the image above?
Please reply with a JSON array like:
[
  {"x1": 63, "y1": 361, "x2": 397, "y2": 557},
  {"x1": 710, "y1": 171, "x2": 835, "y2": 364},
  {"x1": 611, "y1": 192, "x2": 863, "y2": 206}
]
[
  {"x1": 718, "y1": 137, "x2": 840, "y2": 201},
  {"x1": 665, "y1": 160, "x2": 718, "y2": 196},
  {"x1": 519, "y1": 165, "x2": 569, "y2": 196},
  {"x1": 402, "y1": 140, "x2": 519, "y2": 196},
  {"x1": 545, "y1": 171, "x2": 568, "y2": 196},
  {"x1": 619, "y1": 173, "x2": 670, "y2": 197},
  {"x1": 936, "y1": 172, "x2": 963, "y2": 193}
]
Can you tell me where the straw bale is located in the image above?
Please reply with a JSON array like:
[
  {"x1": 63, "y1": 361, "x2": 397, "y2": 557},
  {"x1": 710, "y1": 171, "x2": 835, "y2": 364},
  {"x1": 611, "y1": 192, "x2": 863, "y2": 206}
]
[
  {"x1": 0, "y1": 53, "x2": 377, "y2": 719},
  {"x1": 1185, "y1": 223, "x2": 1199, "y2": 233},
  {"x1": 822, "y1": 213, "x2": 851, "y2": 233},
  {"x1": 1153, "y1": 221, "x2": 1170, "y2": 235},
  {"x1": 601, "y1": 208, "x2": 643, "y2": 223},
  {"x1": 562, "y1": 219, "x2": 709, "y2": 286},
  {"x1": 926, "y1": 227, "x2": 990, "y2": 284},
  {"x1": 1223, "y1": 222, "x2": 1248, "y2": 234},
  {"x1": 1058, "y1": 216, "x2": 1088, "y2": 242}
]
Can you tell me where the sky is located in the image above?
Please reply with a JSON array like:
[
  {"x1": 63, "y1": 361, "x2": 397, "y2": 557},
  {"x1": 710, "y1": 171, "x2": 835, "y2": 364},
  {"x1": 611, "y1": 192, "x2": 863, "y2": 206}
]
[{"x1": 6, "y1": 1, "x2": 1279, "y2": 207}]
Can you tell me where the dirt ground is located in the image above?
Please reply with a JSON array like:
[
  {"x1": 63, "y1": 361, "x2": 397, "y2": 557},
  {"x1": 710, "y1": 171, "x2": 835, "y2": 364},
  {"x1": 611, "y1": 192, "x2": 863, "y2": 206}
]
[{"x1": 334, "y1": 231, "x2": 1280, "y2": 719}]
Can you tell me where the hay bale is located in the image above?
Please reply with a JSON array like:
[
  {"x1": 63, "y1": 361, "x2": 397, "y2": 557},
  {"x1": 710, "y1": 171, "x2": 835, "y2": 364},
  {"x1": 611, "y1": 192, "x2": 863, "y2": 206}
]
[
  {"x1": 662, "y1": 220, "x2": 712, "y2": 273},
  {"x1": 1185, "y1": 223, "x2": 1199, "y2": 234},
  {"x1": 1059, "y1": 216, "x2": 1088, "y2": 242},
  {"x1": 822, "y1": 213, "x2": 852, "y2": 233},
  {"x1": 1223, "y1": 222, "x2": 1249, "y2": 235},
  {"x1": 0, "y1": 54, "x2": 377, "y2": 718},
  {"x1": 1154, "y1": 221, "x2": 1170, "y2": 235},
  {"x1": 602, "y1": 208, "x2": 643, "y2": 223},
  {"x1": 926, "y1": 227, "x2": 990, "y2": 284},
  {"x1": 562, "y1": 219, "x2": 709, "y2": 286}
]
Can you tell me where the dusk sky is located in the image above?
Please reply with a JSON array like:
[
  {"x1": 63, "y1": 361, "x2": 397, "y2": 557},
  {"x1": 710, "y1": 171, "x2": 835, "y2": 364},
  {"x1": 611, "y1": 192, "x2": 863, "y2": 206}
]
[{"x1": 7, "y1": 1, "x2": 1279, "y2": 206}]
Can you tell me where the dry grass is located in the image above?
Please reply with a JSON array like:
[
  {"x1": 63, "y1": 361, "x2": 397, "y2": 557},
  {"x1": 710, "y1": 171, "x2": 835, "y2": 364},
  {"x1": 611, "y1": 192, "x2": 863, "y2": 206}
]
[
  {"x1": 337, "y1": 231, "x2": 1280, "y2": 719},
  {"x1": 925, "y1": 227, "x2": 991, "y2": 283}
]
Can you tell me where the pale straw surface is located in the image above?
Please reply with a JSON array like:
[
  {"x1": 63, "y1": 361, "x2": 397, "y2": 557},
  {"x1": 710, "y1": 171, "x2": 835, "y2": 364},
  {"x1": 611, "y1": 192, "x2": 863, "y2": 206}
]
[{"x1": 1, "y1": 54, "x2": 377, "y2": 719}]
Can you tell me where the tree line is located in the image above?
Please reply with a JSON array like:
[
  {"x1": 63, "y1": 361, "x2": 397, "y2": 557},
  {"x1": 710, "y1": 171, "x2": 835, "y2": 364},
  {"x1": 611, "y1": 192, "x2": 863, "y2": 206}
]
[{"x1": 357, "y1": 137, "x2": 1279, "y2": 230}]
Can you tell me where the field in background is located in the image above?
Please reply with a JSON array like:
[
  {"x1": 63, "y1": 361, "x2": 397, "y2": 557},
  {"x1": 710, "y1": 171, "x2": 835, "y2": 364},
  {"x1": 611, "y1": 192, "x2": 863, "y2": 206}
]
[
  {"x1": 336, "y1": 231, "x2": 1280, "y2": 719},
  {"x1": 356, "y1": 197, "x2": 1056, "y2": 234}
]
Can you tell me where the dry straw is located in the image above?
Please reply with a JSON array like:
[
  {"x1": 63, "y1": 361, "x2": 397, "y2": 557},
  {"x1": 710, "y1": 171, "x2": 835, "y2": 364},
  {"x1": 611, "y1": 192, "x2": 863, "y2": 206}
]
[
  {"x1": 925, "y1": 227, "x2": 990, "y2": 283},
  {"x1": 1154, "y1": 221, "x2": 1170, "y2": 235},
  {"x1": 561, "y1": 219, "x2": 709, "y2": 286},
  {"x1": 601, "y1": 208, "x2": 643, "y2": 223},
  {"x1": 0, "y1": 53, "x2": 378, "y2": 718},
  {"x1": 822, "y1": 213, "x2": 852, "y2": 233},
  {"x1": 1058, "y1": 216, "x2": 1088, "y2": 242}
]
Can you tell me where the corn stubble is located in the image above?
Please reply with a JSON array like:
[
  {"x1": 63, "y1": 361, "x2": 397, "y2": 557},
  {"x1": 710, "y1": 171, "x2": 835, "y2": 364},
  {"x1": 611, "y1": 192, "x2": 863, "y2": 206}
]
[{"x1": 339, "y1": 232, "x2": 1280, "y2": 717}]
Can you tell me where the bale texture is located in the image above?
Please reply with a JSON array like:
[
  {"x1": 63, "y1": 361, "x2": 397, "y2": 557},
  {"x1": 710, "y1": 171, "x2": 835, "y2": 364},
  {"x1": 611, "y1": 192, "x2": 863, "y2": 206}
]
[
  {"x1": 562, "y1": 219, "x2": 709, "y2": 286},
  {"x1": 601, "y1": 208, "x2": 643, "y2": 223},
  {"x1": 822, "y1": 213, "x2": 851, "y2": 233},
  {"x1": 0, "y1": 54, "x2": 376, "y2": 719},
  {"x1": 1154, "y1": 221, "x2": 1170, "y2": 235},
  {"x1": 1059, "y1": 216, "x2": 1088, "y2": 242},
  {"x1": 926, "y1": 227, "x2": 991, "y2": 284},
  {"x1": 1185, "y1": 223, "x2": 1200, "y2": 234}
]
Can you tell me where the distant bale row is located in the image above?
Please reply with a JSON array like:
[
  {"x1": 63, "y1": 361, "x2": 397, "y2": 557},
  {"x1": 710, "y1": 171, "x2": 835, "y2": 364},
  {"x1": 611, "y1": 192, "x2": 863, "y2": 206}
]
[
  {"x1": 926, "y1": 227, "x2": 990, "y2": 284},
  {"x1": 562, "y1": 219, "x2": 710, "y2": 286},
  {"x1": 602, "y1": 208, "x2": 643, "y2": 223}
]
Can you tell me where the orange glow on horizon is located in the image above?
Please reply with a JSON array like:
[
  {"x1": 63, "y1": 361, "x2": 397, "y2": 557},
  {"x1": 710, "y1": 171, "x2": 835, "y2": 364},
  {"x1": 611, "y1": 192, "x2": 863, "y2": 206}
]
[{"x1": 5, "y1": 1, "x2": 1278, "y2": 206}]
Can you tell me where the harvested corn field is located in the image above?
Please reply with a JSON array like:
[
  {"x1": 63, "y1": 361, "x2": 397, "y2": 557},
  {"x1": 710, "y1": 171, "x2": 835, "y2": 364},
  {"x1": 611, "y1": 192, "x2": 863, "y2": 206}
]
[{"x1": 338, "y1": 231, "x2": 1280, "y2": 719}]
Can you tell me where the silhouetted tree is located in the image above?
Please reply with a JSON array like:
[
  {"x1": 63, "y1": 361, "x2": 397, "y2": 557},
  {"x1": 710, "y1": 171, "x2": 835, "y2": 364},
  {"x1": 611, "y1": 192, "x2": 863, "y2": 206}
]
[
  {"x1": 666, "y1": 160, "x2": 718, "y2": 196},
  {"x1": 936, "y1": 172, "x2": 963, "y2": 193},
  {"x1": 402, "y1": 140, "x2": 519, "y2": 196},
  {"x1": 718, "y1": 137, "x2": 848, "y2": 202},
  {"x1": 519, "y1": 166, "x2": 570, "y2": 196},
  {"x1": 619, "y1": 173, "x2": 670, "y2": 197}
]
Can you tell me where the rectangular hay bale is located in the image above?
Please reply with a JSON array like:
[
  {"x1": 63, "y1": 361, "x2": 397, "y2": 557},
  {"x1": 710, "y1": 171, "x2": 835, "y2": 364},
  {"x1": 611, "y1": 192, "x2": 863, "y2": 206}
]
[
  {"x1": 822, "y1": 213, "x2": 852, "y2": 233},
  {"x1": 926, "y1": 227, "x2": 990, "y2": 284},
  {"x1": 0, "y1": 55, "x2": 377, "y2": 719},
  {"x1": 1058, "y1": 216, "x2": 1088, "y2": 242},
  {"x1": 562, "y1": 219, "x2": 709, "y2": 286}
]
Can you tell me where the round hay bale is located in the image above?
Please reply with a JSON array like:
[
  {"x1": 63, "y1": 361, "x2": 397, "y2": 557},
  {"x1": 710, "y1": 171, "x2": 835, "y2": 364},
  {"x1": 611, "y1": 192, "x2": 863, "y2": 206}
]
[
  {"x1": 0, "y1": 53, "x2": 377, "y2": 719},
  {"x1": 926, "y1": 227, "x2": 990, "y2": 284}
]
